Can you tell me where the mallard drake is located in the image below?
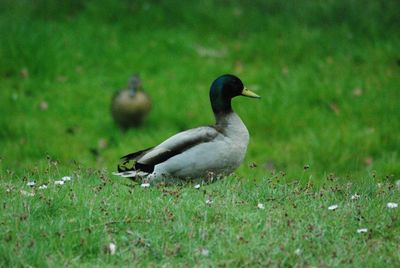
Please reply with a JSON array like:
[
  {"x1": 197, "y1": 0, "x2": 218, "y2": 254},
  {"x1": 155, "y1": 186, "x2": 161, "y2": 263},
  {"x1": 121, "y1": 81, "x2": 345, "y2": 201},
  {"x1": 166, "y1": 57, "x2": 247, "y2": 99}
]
[
  {"x1": 113, "y1": 74, "x2": 260, "y2": 184},
  {"x1": 111, "y1": 75, "x2": 151, "y2": 129}
]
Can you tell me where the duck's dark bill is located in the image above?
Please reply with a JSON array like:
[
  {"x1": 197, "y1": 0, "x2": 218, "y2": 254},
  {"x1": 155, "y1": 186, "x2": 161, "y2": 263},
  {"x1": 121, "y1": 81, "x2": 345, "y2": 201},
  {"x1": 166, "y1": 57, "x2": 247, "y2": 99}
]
[{"x1": 241, "y1": 87, "x2": 261, "y2": 98}]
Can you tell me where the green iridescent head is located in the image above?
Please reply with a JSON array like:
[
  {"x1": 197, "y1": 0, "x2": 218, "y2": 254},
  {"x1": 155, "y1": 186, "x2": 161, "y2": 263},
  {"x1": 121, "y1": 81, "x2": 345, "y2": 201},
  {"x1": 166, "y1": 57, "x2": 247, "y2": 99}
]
[{"x1": 209, "y1": 74, "x2": 260, "y2": 114}]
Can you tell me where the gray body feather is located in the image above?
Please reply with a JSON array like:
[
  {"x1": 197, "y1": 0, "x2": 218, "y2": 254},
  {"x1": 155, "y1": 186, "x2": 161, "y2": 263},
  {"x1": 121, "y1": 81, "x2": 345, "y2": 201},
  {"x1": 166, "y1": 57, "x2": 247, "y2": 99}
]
[{"x1": 114, "y1": 113, "x2": 249, "y2": 183}]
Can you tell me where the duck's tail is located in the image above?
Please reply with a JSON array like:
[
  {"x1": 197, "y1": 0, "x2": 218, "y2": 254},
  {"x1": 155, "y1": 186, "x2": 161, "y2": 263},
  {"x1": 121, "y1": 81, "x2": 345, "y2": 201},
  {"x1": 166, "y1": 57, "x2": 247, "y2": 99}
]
[{"x1": 116, "y1": 147, "x2": 154, "y2": 173}]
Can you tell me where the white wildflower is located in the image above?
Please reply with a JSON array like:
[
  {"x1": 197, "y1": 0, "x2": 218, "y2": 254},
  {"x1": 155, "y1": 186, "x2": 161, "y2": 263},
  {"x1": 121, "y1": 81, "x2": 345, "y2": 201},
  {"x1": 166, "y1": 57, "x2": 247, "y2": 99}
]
[
  {"x1": 140, "y1": 183, "x2": 150, "y2": 188},
  {"x1": 294, "y1": 248, "x2": 302, "y2": 256},
  {"x1": 200, "y1": 248, "x2": 209, "y2": 256},
  {"x1": 61, "y1": 176, "x2": 72, "y2": 181},
  {"x1": 351, "y1": 194, "x2": 360, "y2": 200},
  {"x1": 328, "y1": 204, "x2": 338, "y2": 210},
  {"x1": 257, "y1": 203, "x2": 265, "y2": 209},
  {"x1": 387, "y1": 202, "x2": 398, "y2": 209},
  {"x1": 54, "y1": 180, "x2": 64, "y2": 185},
  {"x1": 205, "y1": 199, "x2": 213, "y2": 205},
  {"x1": 357, "y1": 228, "x2": 368, "y2": 233},
  {"x1": 108, "y1": 243, "x2": 117, "y2": 255},
  {"x1": 38, "y1": 185, "x2": 48, "y2": 190},
  {"x1": 194, "y1": 184, "x2": 201, "y2": 189},
  {"x1": 26, "y1": 181, "x2": 36, "y2": 187}
]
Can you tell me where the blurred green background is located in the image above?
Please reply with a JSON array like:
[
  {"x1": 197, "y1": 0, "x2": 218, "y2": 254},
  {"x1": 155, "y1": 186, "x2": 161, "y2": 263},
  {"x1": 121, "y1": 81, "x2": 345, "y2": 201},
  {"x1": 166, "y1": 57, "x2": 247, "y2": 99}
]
[{"x1": 0, "y1": 0, "x2": 399, "y2": 181}]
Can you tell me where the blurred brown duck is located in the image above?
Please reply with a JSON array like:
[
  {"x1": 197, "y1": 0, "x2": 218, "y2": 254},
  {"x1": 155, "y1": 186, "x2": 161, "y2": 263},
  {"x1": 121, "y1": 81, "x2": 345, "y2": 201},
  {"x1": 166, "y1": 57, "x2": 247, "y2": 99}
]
[{"x1": 111, "y1": 75, "x2": 151, "y2": 129}]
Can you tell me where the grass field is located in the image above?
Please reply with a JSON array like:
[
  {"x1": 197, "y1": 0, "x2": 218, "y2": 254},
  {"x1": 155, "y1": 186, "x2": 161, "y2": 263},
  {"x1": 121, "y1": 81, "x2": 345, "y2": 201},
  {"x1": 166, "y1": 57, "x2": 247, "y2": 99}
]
[{"x1": 1, "y1": 0, "x2": 399, "y2": 266}]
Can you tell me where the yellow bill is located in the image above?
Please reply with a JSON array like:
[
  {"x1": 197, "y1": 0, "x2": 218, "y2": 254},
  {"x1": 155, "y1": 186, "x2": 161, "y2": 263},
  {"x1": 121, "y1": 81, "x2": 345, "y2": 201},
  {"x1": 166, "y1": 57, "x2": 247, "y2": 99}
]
[{"x1": 241, "y1": 87, "x2": 261, "y2": 98}]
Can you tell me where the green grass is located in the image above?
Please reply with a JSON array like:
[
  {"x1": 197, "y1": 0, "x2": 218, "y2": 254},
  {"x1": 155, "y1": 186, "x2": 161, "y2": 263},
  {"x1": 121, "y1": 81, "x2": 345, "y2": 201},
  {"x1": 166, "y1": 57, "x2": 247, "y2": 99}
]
[
  {"x1": 0, "y1": 0, "x2": 399, "y2": 266},
  {"x1": 1, "y1": 167, "x2": 400, "y2": 266}
]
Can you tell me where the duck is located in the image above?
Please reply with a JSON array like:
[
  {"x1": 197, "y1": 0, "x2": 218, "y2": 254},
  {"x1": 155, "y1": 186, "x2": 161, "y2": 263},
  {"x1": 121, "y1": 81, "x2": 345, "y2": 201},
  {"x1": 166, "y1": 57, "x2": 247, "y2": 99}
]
[
  {"x1": 111, "y1": 75, "x2": 151, "y2": 129},
  {"x1": 113, "y1": 74, "x2": 260, "y2": 184}
]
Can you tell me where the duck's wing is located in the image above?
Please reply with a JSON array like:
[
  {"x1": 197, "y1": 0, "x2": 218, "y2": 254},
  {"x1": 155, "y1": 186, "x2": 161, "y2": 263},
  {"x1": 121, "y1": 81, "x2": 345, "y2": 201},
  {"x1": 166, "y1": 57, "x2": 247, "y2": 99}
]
[{"x1": 117, "y1": 126, "x2": 220, "y2": 173}]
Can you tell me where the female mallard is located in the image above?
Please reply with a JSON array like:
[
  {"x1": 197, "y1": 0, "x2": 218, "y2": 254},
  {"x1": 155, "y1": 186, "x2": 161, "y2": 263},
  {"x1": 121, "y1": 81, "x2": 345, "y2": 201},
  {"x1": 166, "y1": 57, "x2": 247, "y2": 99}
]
[
  {"x1": 114, "y1": 74, "x2": 260, "y2": 184},
  {"x1": 111, "y1": 75, "x2": 151, "y2": 129}
]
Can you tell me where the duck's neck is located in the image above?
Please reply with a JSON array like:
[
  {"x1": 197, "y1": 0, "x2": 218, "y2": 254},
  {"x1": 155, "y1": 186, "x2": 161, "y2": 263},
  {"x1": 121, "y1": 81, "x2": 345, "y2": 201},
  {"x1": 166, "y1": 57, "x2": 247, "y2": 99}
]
[
  {"x1": 214, "y1": 110, "x2": 234, "y2": 125},
  {"x1": 214, "y1": 111, "x2": 246, "y2": 129},
  {"x1": 214, "y1": 112, "x2": 249, "y2": 143},
  {"x1": 211, "y1": 99, "x2": 232, "y2": 114}
]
